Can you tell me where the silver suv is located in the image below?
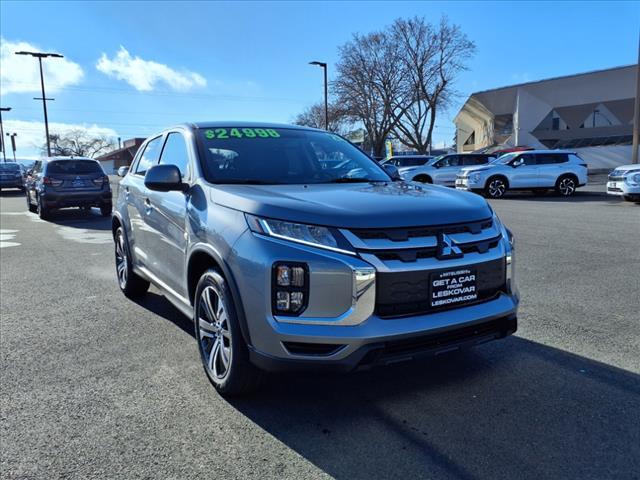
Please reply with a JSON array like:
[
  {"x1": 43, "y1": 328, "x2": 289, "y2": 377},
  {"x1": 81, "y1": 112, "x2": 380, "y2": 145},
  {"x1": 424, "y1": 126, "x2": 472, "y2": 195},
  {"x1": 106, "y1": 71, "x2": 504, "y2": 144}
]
[
  {"x1": 112, "y1": 123, "x2": 519, "y2": 395},
  {"x1": 455, "y1": 150, "x2": 588, "y2": 198},
  {"x1": 402, "y1": 153, "x2": 496, "y2": 186}
]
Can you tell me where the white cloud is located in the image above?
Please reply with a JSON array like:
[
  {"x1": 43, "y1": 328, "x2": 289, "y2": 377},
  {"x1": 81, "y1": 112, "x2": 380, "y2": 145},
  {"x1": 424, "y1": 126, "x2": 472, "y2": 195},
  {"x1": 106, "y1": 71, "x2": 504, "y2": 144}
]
[
  {"x1": 0, "y1": 38, "x2": 84, "y2": 96},
  {"x1": 2, "y1": 120, "x2": 119, "y2": 158},
  {"x1": 96, "y1": 46, "x2": 207, "y2": 91}
]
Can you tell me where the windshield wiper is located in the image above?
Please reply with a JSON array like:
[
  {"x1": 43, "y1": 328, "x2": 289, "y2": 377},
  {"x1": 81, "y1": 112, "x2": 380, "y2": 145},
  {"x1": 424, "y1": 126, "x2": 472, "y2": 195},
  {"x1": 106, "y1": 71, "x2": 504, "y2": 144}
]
[
  {"x1": 328, "y1": 177, "x2": 378, "y2": 183},
  {"x1": 215, "y1": 179, "x2": 280, "y2": 185}
]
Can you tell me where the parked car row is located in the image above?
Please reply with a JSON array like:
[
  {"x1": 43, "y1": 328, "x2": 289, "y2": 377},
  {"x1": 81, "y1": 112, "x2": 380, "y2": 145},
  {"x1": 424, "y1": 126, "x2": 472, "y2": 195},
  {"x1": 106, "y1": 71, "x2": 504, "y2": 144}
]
[{"x1": 606, "y1": 164, "x2": 640, "y2": 202}]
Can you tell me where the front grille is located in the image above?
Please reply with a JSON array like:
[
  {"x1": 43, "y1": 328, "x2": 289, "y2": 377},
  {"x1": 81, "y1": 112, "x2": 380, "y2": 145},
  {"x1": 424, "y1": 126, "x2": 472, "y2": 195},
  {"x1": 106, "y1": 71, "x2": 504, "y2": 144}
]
[
  {"x1": 373, "y1": 237, "x2": 500, "y2": 263},
  {"x1": 351, "y1": 218, "x2": 492, "y2": 242},
  {"x1": 375, "y1": 258, "x2": 506, "y2": 318},
  {"x1": 282, "y1": 342, "x2": 345, "y2": 356},
  {"x1": 608, "y1": 187, "x2": 623, "y2": 192},
  {"x1": 608, "y1": 175, "x2": 626, "y2": 181}
]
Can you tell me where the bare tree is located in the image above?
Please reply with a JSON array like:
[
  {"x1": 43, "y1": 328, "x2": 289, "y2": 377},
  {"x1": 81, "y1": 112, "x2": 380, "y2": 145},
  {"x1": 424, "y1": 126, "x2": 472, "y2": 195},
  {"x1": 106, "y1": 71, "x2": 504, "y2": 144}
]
[
  {"x1": 333, "y1": 31, "x2": 407, "y2": 157},
  {"x1": 42, "y1": 129, "x2": 115, "y2": 158},
  {"x1": 293, "y1": 101, "x2": 350, "y2": 134},
  {"x1": 391, "y1": 16, "x2": 475, "y2": 153}
]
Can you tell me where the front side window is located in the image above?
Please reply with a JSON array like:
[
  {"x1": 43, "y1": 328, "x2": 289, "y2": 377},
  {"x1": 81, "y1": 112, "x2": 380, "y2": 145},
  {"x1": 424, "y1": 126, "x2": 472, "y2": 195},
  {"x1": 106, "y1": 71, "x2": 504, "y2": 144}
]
[
  {"x1": 198, "y1": 127, "x2": 390, "y2": 184},
  {"x1": 135, "y1": 136, "x2": 163, "y2": 175},
  {"x1": 159, "y1": 132, "x2": 190, "y2": 179}
]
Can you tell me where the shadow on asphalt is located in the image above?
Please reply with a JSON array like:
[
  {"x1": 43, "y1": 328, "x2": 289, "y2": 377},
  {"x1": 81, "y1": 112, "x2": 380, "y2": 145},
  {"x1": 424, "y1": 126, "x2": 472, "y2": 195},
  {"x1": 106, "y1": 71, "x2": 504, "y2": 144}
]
[
  {"x1": 43, "y1": 208, "x2": 113, "y2": 230},
  {"x1": 0, "y1": 189, "x2": 25, "y2": 197},
  {"x1": 495, "y1": 191, "x2": 614, "y2": 203},
  {"x1": 227, "y1": 338, "x2": 640, "y2": 479},
  {"x1": 132, "y1": 290, "x2": 639, "y2": 478}
]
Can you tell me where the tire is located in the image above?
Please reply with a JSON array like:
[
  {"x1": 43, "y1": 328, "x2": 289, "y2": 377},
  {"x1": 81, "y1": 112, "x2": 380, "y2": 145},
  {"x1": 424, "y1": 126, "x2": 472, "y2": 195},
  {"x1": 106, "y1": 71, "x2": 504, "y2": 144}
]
[
  {"x1": 555, "y1": 175, "x2": 577, "y2": 197},
  {"x1": 100, "y1": 203, "x2": 112, "y2": 217},
  {"x1": 413, "y1": 175, "x2": 432, "y2": 184},
  {"x1": 485, "y1": 176, "x2": 508, "y2": 199},
  {"x1": 37, "y1": 197, "x2": 49, "y2": 220},
  {"x1": 194, "y1": 269, "x2": 264, "y2": 396},
  {"x1": 26, "y1": 193, "x2": 37, "y2": 213},
  {"x1": 115, "y1": 226, "x2": 150, "y2": 298}
]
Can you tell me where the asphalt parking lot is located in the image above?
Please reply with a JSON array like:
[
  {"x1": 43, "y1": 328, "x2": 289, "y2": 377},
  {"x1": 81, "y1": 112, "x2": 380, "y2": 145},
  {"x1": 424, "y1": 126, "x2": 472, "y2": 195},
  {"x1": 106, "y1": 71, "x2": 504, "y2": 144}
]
[{"x1": 1, "y1": 185, "x2": 639, "y2": 479}]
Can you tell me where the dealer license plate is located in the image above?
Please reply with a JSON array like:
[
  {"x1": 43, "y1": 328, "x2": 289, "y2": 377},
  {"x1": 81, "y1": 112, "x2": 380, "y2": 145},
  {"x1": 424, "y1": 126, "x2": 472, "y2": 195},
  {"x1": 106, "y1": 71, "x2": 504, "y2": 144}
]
[{"x1": 430, "y1": 268, "x2": 478, "y2": 308}]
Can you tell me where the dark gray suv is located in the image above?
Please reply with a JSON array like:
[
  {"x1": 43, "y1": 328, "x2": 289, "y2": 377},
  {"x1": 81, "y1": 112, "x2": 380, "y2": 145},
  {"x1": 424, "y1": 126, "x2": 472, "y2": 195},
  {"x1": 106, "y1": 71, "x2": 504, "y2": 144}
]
[
  {"x1": 25, "y1": 157, "x2": 112, "y2": 219},
  {"x1": 113, "y1": 123, "x2": 519, "y2": 396}
]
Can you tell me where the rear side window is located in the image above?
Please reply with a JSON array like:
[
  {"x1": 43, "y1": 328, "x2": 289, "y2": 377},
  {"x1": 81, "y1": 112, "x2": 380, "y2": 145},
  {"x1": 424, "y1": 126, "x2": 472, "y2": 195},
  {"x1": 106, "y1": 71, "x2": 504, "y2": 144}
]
[
  {"x1": 159, "y1": 133, "x2": 190, "y2": 178},
  {"x1": 463, "y1": 156, "x2": 488, "y2": 166},
  {"x1": 135, "y1": 136, "x2": 163, "y2": 175},
  {"x1": 537, "y1": 154, "x2": 567, "y2": 165},
  {"x1": 47, "y1": 161, "x2": 102, "y2": 175}
]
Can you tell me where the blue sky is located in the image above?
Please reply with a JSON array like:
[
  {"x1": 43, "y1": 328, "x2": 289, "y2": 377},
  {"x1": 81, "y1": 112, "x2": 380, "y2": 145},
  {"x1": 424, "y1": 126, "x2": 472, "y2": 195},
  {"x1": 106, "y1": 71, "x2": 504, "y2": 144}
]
[{"x1": 1, "y1": 0, "x2": 638, "y2": 157}]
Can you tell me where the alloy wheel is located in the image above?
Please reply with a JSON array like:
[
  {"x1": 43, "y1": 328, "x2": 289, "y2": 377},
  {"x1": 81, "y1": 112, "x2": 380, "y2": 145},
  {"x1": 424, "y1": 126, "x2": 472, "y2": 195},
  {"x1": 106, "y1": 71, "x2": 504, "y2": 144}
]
[
  {"x1": 488, "y1": 179, "x2": 506, "y2": 198},
  {"x1": 115, "y1": 231, "x2": 128, "y2": 289},
  {"x1": 558, "y1": 178, "x2": 576, "y2": 196},
  {"x1": 198, "y1": 285, "x2": 232, "y2": 381}
]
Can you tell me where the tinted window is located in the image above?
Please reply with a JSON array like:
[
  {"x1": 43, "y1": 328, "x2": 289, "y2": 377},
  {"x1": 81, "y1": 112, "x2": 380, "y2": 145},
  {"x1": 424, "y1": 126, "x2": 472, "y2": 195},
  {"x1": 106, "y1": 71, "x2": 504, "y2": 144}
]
[
  {"x1": 537, "y1": 153, "x2": 567, "y2": 165},
  {"x1": 33, "y1": 161, "x2": 42, "y2": 174},
  {"x1": 462, "y1": 156, "x2": 489, "y2": 166},
  {"x1": 519, "y1": 154, "x2": 537, "y2": 166},
  {"x1": 47, "y1": 160, "x2": 102, "y2": 175},
  {"x1": 438, "y1": 155, "x2": 461, "y2": 167},
  {"x1": 0, "y1": 163, "x2": 20, "y2": 172},
  {"x1": 135, "y1": 136, "x2": 163, "y2": 175},
  {"x1": 159, "y1": 133, "x2": 190, "y2": 178},
  {"x1": 199, "y1": 127, "x2": 389, "y2": 184}
]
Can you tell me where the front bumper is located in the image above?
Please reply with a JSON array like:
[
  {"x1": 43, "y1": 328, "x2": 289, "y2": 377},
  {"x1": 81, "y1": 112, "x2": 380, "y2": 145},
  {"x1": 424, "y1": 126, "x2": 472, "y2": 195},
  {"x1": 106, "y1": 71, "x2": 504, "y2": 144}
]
[
  {"x1": 229, "y1": 223, "x2": 519, "y2": 371},
  {"x1": 455, "y1": 176, "x2": 483, "y2": 192},
  {"x1": 606, "y1": 180, "x2": 640, "y2": 197}
]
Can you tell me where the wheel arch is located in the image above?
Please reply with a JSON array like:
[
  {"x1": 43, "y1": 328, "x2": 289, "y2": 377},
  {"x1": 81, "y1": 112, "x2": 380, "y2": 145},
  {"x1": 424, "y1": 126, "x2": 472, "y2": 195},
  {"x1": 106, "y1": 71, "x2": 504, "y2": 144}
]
[
  {"x1": 556, "y1": 172, "x2": 579, "y2": 185},
  {"x1": 413, "y1": 174, "x2": 433, "y2": 183},
  {"x1": 187, "y1": 244, "x2": 253, "y2": 347}
]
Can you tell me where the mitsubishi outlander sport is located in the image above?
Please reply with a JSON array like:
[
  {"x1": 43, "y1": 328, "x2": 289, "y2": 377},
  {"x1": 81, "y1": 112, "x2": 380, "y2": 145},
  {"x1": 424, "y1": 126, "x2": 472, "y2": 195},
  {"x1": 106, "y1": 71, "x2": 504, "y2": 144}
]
[{"x1": 112, "y1": 123, "x2": 519, "y2": 395}]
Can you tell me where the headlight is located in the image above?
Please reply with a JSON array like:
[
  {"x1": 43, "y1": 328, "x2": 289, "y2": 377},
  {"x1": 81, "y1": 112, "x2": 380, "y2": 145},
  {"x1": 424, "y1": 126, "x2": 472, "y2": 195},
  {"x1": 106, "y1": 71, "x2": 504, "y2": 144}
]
[
  {"x1": 626, "y1": 173, "x2": 640, "y2": 185},
  {"x1": 245, "y1": 214, "x2": 354, "y2": 255}
]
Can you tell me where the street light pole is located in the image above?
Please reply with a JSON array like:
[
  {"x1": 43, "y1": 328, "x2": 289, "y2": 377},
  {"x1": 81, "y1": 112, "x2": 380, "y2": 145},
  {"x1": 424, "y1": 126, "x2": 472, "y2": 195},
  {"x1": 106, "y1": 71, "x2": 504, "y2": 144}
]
[
  {"x1": 15, "y1": 51, "x2": 64, "y2": 157},
  {"x1": 309, "y1": 61, "x2": 328, "y2": 130},
  {"x1": 6, "y1": 133, "x2": 17, "y2": 161},
  {"x1": 0, "y1": 107, "x2": 11, "y2": 163}
]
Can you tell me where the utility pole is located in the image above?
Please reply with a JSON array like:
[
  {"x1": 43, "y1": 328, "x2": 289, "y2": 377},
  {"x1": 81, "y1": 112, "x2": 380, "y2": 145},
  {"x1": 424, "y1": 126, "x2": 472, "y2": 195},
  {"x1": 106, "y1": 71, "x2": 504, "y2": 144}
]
[
  {"x1": 632, "y1": 33, "x2": 640, "y2": 164},
  {"x1": 6, "y1": 133, "x2": 17, "y2": 162},
  {"x1": 0, "y1": 107, "x2": 11, "y2": 162},
  {"x1": 15, "y1": 51, "x2": 63, "y2": 157},
  {"x1": 309, "y1": 61, "x2": 329, "y2": 130}
]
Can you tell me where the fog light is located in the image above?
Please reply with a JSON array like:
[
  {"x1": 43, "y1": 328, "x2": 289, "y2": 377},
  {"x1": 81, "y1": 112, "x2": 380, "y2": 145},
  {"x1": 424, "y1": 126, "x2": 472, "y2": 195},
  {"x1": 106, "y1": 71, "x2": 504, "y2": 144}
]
[
  {"x1": 290, "y1": 291, "x2": 304, "y2": 312},
  {"x1": 272, "y1": 262, "x2": 309, "y2": 316},
  {"x1": 276, "y1": 266, "x2": 291, "y2": 286},
  {"x1": 276, "y1": 291, "x2": 290, "y2": 311}
]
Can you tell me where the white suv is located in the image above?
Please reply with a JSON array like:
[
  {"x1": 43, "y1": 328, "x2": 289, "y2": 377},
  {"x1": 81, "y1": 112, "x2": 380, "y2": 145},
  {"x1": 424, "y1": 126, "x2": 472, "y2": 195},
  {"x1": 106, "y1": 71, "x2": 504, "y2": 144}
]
[
  {"x1": 455, "y1": 150, "x2": 588, "y2": 199},
  {"x1": 607, "y1": 164, "x2": 640, "y2": 202},
  {"x1": 401, "y1": 153, "x2": 496, "y2": 187}
]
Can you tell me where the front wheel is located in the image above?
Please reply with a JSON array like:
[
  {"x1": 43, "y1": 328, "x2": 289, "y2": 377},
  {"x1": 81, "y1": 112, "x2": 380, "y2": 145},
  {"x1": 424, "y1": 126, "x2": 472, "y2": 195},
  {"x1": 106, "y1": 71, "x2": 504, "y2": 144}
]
[
  {"x1": 485, "y1": 177, "x2": 508, "y2": 199},
  {"x1": 26, "y1": 193, "x2": 37, "y2": 213},
  {"x1": 115, "y1": 227, "x2": 150, "y2": 298},
  {"x1": 556, "y1": 175, "x2": 577, "y2": 197},
  {"x1": 195, "y1": 270, "x2": 263, "y2": 396},
  {"x1": 37, "y1": 197, "x2": 49, "y2": 220}
]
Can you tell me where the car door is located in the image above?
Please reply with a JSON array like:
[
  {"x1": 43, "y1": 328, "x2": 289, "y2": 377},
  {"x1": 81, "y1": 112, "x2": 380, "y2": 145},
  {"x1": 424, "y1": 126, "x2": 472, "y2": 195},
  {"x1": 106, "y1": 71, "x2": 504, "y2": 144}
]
[
  {"x1": 143, "y1": 131, "x2": 191, "y2": 297},
  {"x1": 125, "y1": 135, "x2": 164, "y2": 268},
  {"x1": 433, "y1": 155, "x2": 462, "y2": 186},
  {"x1": 536, "y1": 153, "x2": 567, "y2": 187},
  {"x1": 509, "y1": 153, "x2": 539, "y2": 188}
]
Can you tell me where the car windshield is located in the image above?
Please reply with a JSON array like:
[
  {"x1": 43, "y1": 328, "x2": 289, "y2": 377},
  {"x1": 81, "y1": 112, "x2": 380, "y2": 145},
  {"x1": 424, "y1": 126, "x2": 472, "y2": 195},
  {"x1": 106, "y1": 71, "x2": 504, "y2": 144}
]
[
  {"x1": 0, "y1": 164, "x2": 20, "y2": 172},
  {"x1": 47, "y1": 160, "x2": 102, "y2": 175},
  {"x1": 198, "y1": 127, "x2": 391, "y2": 184},
  {"x1": 491, "y1": 153, "x2": 519, "y2": 164}
]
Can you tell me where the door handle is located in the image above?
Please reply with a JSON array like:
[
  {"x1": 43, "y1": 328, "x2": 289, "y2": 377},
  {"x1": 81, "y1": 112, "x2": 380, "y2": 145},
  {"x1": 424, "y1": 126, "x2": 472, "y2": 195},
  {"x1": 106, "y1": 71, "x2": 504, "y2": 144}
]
[
  {"x1": 144, "y1": 197, "x2": 153, "y2": 213},
  {"x1": 124, "y1": 186, "x2": 130, "y2": 200}
]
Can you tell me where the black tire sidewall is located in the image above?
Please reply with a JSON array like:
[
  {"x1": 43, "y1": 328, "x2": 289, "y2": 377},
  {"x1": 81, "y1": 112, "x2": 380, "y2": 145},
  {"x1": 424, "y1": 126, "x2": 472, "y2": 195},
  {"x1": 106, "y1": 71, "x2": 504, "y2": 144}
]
[
  {"x1": 194, "y1": 269, "x2": 253, "y2": 395},
  {"x1": 115, "y1": 226, "x2": 149, "y2": 298},
  {"x1": 485, "y1": 177, "x2": 507, "y2": 198}
]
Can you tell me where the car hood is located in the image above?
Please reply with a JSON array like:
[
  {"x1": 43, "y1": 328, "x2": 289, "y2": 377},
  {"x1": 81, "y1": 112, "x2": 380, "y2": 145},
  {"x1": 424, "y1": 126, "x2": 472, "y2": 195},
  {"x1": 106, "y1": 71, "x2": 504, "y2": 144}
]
[
  {"x1": 211, "y1": 182, "x2": 492, "y2": 228},
  {"x1": 611, "y1": 165, "x2": 640, "y2": 174}
]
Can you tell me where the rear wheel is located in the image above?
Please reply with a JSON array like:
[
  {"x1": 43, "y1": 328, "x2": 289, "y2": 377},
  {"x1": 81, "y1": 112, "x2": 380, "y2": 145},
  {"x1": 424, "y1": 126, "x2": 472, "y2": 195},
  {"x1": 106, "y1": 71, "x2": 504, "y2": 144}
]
[
  {"x1": 485, "y1": 176, "x2": 508, "y2": 199},
  {"x1": 195, "y1": 269, "x2": 263, "y2": 396},
  {"x1": 37, "y1": 197, "x2": 49, "y2": 220},
  {"x1": 26, "y1": 193, "x2": 37, "y2": 213},
  {"x1": 115, "y1": 227, "x2": 150, "y2": 298},
  {"x1": 100, "y1": 203, "x2": 112, "y2": 217},
  {"x1": 556, "y1": 175, "x2": 577, "y2": 197},
  {"x1": 413, "y1": 175, "x2": 432, "y2": 184}
]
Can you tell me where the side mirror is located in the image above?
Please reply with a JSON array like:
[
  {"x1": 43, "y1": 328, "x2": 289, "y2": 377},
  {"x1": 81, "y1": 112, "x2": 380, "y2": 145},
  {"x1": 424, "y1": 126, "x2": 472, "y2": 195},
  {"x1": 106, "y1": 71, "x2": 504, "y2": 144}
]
[
  {"x1": 117, "y1": 166, "x2": 129, "y2": 177},
  {"x1": 144, "y1": 164, "x2": 185, "y2": 192},
  {"x1": 383, "y1": 163, "x2": 402, "y2": 181},
  {"x1": 512, "y1": 159, "x2": 524, "y2": 168}
]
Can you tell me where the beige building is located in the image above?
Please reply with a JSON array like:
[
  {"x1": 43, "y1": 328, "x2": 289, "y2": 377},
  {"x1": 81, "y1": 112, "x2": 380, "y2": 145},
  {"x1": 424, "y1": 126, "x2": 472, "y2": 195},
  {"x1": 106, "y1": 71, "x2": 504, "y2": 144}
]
[{"x1": 454, "y1": 65, "x2": 637, "y2": 168}]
